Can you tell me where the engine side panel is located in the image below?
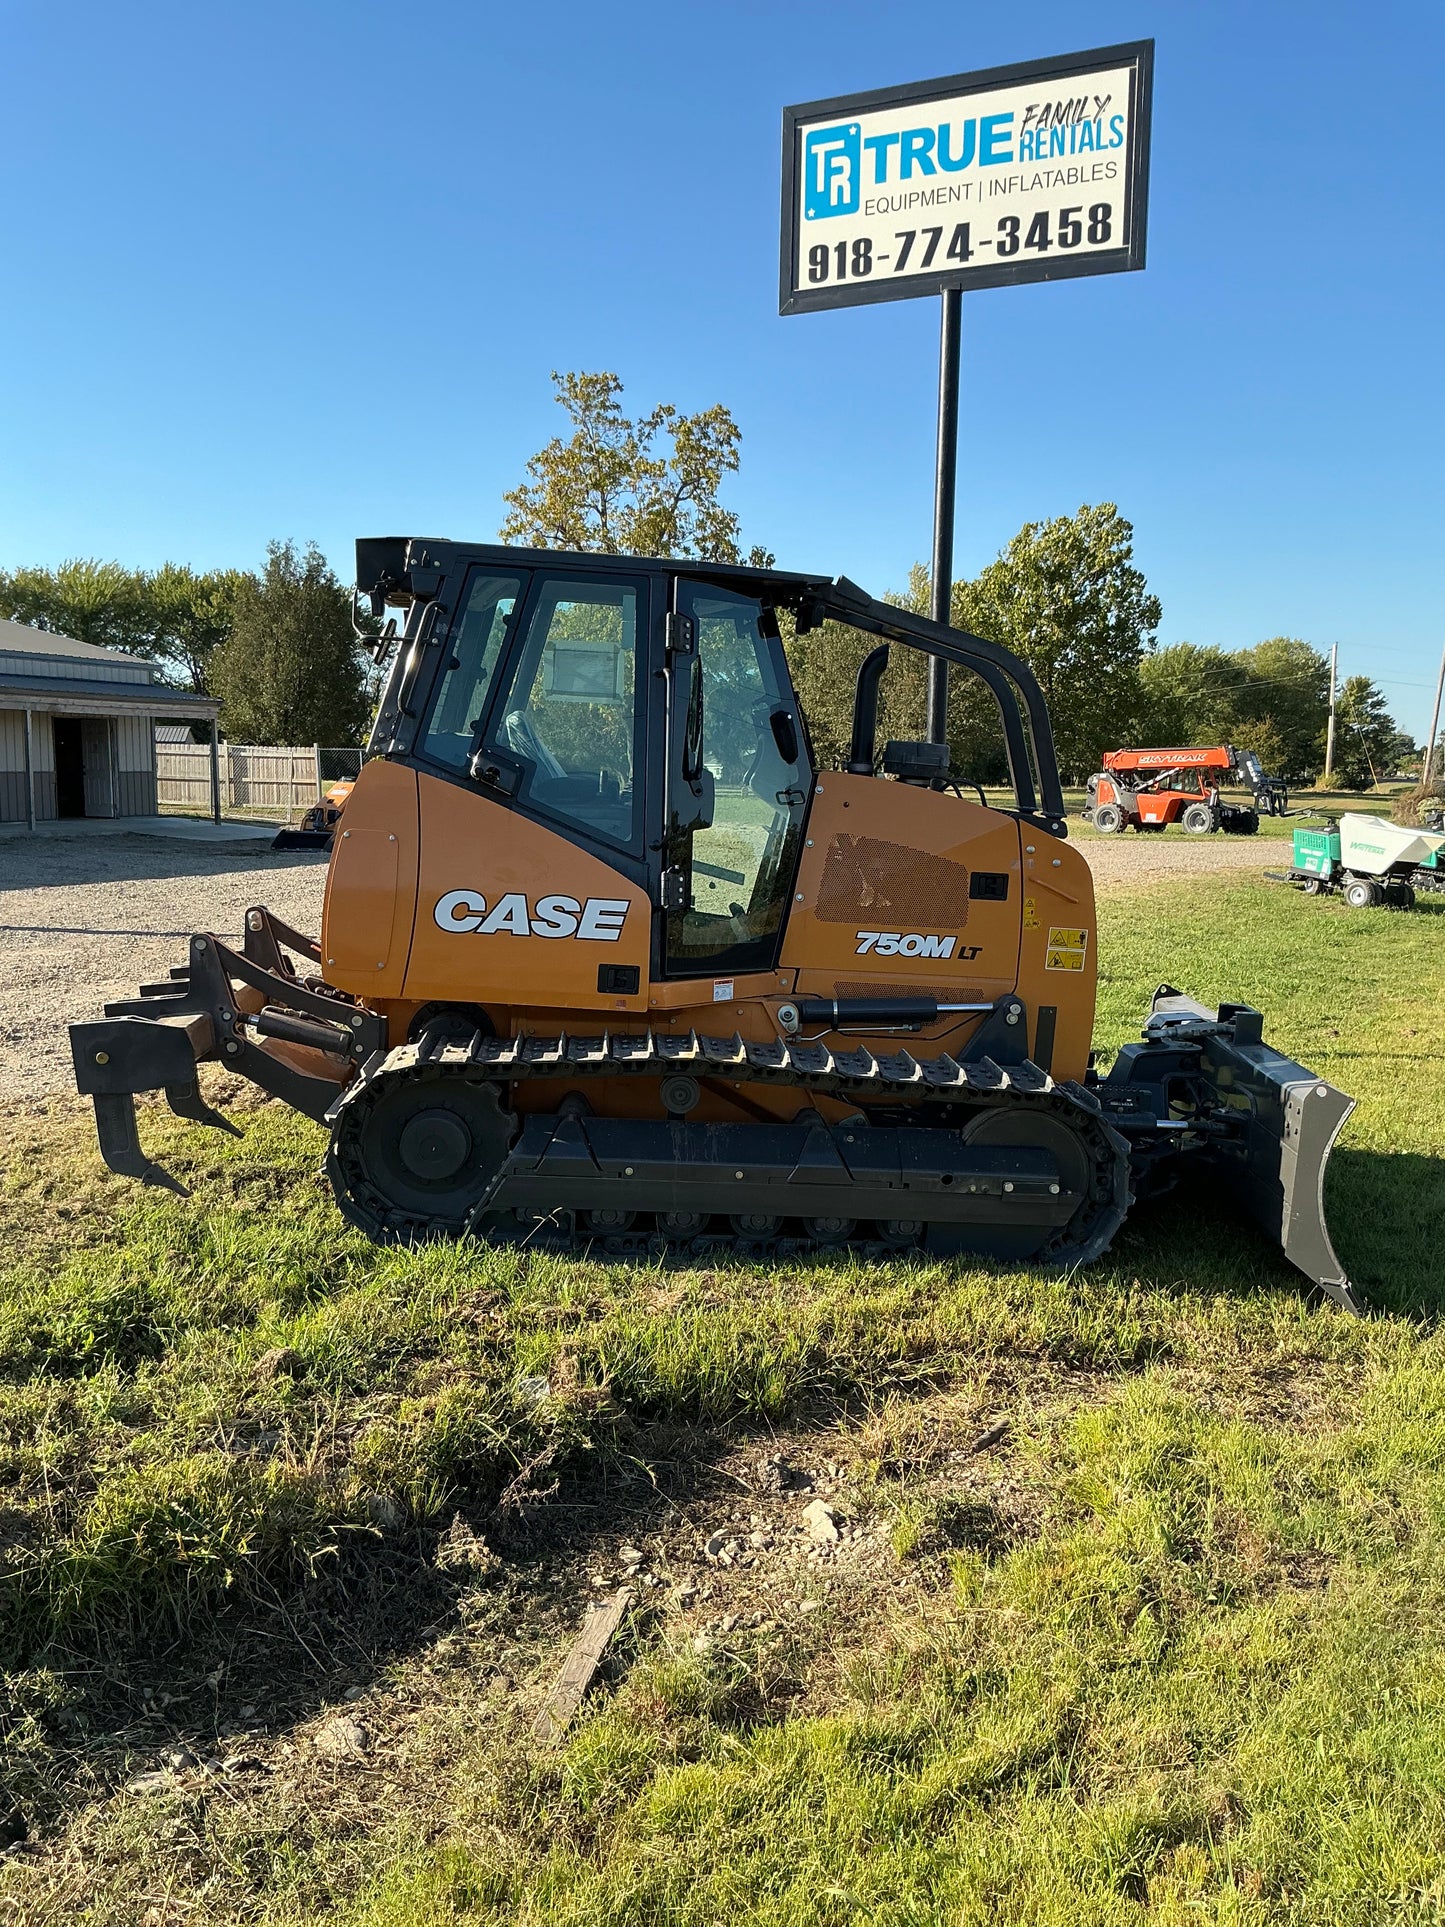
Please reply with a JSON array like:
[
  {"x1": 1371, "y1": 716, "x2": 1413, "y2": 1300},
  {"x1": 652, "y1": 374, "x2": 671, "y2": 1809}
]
[
  {"x1": 780, "y1": 774, "x2": 1022, "y2": 1044},
  {"x1": 402, "y1": 770, "x2": 651, "y2": 1016},
  {"x1": 321, "y1": 759, "x2": 420, "y2": 999},
  {"x1": 779, "y1": 775, "x2": 1096, "y2": 1083}
]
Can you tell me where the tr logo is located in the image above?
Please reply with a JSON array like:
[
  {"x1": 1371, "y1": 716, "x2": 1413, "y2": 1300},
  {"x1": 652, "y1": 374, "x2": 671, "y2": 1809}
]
[{"x1": 804, "y1": 123, "x2": 860, "y2": 220}]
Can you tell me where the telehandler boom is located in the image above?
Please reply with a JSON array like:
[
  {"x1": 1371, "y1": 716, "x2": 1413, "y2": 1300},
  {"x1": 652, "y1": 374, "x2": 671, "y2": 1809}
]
[{"x1": 68, "y1": 540, "x2": 1361, "y2": 1312}]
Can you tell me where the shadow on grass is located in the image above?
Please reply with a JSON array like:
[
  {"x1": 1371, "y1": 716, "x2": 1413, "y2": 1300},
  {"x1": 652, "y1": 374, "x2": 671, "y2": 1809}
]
[
  {"x1": 1113, "y1": 1146, "x2": 1445, "y2": 1322},
  {"x1": 3, "y1": 1408, "x2": 869, "y2": 1842}
]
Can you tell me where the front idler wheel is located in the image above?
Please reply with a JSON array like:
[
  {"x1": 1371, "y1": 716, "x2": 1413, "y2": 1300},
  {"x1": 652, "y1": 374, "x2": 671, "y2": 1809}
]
[{"x1": 327, "y1": 1071, "x2": 515, "y2": 1242}]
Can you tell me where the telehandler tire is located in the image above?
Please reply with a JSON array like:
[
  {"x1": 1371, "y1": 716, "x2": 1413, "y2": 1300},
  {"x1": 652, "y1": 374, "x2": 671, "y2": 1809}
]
[
  {"x1": 1182, "y1": 803, "x2": 1216, "y2": 834},
  {"x1": 1093, "y1": 803, "x2": 1125, "y2": 834}
]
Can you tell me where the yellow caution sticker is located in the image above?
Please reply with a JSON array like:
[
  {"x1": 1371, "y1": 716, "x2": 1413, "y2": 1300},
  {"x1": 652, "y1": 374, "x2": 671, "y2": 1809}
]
[
  {"x1": 1045, "y1": 925, "x2": 1089, "y2": 972},
  {"x1": 1022, "y1": 895, "x2": 1040, "y2": 930}
]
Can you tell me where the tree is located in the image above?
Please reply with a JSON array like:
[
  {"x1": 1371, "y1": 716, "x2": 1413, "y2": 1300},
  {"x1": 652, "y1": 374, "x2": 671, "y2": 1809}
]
[
  {"x1": 945, "y1": 503, "x2": 1161, "y2": 781},
  {"x1": 1137, "y1": 642, "x2": 1251, "y2": 746},
  {"x1": 500, "y1": 370, "x2": 771, "y2": 564},
  {"x1": 0, "y1": 558, "x2": 248, "y2": 691},
  {"x1": 0, "y1": 558, "x2": 152, "y2": 655},
  {"x1": 146, "y1": 564, "x2": 249, "y2": 691},
  {"x1": 206, "y1": 542, "x2": 370, "y2": 745},
  {"x1": 1331, "y1": 674, "x2": 1404, "y2": 790},
  {"x1": 1230, "y1": 638, "x2": 1330, "y2": 782}
]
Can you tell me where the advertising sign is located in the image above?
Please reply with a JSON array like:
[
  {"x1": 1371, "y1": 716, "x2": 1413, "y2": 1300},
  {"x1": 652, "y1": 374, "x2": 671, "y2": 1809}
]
[{"x1": 781, "y1": 42, "x2": 1152, "y2": 314}]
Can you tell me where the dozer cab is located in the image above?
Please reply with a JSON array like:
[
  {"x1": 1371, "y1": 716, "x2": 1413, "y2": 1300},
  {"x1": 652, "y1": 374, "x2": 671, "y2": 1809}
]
[{"x1": 68, "y1": 539, "x2": 1362, "y2": 1312}]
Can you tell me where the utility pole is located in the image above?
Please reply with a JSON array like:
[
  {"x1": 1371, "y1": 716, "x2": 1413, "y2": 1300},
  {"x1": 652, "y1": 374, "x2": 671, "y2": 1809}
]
[
  {"x1": 1323, "y1": 643, "x2": 1338, "y2": 783},
  {"x1": 1424, "y1": 639, "x2": 1445, "y2": 790}
]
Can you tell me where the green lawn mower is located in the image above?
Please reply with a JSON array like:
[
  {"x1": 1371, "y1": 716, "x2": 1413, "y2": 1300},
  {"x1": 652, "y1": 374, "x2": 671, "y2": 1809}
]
[{"x1": 1272, "y1": 813, "x2": 1445, "y2": 909}]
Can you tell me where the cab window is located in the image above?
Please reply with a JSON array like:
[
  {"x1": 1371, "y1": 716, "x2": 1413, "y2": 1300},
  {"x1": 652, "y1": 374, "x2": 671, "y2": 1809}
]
[
  {"x1": 419, "y1": 572, "x2": 524, "y2": 771},
  {"x1": 666, "y1": 583, "x2": 811, "y2": 973},
  {"x1": 487, "y1": 575, "x2": 643, "y2": 850}
]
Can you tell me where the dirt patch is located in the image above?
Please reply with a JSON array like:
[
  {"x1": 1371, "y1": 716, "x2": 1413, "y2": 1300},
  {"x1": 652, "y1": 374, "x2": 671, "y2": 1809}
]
[
  {"x1": 0, "y1": 836, "x2": 327, "y2": 1102},
  {"x1": 0, "y1": 1406, "x2": 1021, "y2": 1921}
]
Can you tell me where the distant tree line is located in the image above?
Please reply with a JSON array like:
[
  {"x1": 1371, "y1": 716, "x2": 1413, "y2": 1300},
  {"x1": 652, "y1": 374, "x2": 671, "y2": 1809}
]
[{"x1": 0, "y1": 543, "x2": 372, "y2": 746}]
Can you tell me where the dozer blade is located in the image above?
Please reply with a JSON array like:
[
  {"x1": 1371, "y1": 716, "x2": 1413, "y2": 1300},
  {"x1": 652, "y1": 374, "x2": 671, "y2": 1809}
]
[{"x1": 1106, "y1": 990, "x2": 1363, "y2": 1314}]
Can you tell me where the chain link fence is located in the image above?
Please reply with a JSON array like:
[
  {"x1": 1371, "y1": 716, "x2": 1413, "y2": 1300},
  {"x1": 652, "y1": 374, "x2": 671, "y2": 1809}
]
[{"x1": 156, "y1": 743, "x2": 364, "y2": 819}]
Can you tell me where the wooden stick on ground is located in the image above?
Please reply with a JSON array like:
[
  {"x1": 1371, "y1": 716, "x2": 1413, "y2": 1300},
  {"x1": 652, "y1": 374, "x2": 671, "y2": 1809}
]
[{"x1": 532, "y1": 1588, "x2": 634, "y2": 1746}]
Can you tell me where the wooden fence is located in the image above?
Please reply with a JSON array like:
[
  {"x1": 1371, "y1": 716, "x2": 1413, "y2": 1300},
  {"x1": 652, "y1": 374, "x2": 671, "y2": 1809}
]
[{"x1": 155, "y1": 743, "x2": 363, "y2": 817}]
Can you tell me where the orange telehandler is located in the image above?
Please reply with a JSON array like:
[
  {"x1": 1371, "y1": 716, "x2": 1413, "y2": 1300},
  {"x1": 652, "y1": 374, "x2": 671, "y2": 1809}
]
[
  {"x1": 1086, "y1": 745, "x2": 1289, "y2": 834},
  {"x1": 66, "y1": 540, "x2": 1360, "y2": 1311}
]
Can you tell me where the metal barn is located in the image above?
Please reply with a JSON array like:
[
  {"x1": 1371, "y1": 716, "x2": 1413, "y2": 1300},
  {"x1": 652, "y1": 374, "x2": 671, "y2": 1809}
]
[{"x1": 0, "y1": 617, "x2": 219, "y2": 826}]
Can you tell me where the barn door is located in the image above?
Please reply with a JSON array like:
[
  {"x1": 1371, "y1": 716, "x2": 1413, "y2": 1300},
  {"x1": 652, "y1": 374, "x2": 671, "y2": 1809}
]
[{"x1": 81, "y1": 719, "x2": 116, "y2": 818}]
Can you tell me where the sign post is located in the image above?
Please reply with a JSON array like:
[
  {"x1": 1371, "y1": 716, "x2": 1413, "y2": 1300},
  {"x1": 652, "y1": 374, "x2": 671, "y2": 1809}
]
[
  {"x1": 927, "y1": 288, "x2": 962, "y2": 741},
  {"x1": 782, "y1": 42, "x2": 1154, "y2": 744}
]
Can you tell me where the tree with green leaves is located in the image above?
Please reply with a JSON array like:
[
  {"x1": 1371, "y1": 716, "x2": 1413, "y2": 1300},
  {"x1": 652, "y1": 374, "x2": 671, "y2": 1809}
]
[
  {"x1": 943, "y1": 503, "x2": 1161, "y2": 783},
  {"x1": 146, "y1": 564, "x2": 249, "y2": 691},
  {"x1": 500, "y1": 370, "x2": 772, "y2": 564},
  {"x1": 0, "y1": 558, "x2": 248, "y2": 692},
  {"x1": 1138, "y1": 642, "x2": 1251, "y2": 747},
  {"x1": 0, "y1": 558, "x2": 153, "y2": 656},
  {"x1": 1331, "y1": 674, "x2": 1408, "y2": 789},
  {"x1": 205, "y1": 541, "x2": 370, "y2": 746},
  {"x1": 1227, "y1": 638, "x2": 1330, "y2": 782}
]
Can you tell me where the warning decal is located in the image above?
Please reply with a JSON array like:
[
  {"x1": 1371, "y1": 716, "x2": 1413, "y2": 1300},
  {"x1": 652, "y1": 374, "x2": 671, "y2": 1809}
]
[{"x1": 1045, "y1": 925, "x2": 1088, "y2": 972}]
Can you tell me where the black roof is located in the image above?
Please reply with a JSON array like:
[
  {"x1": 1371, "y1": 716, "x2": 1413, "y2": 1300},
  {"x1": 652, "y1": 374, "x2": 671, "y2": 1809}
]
[{"x1": 355, "y1": 536, "x2": 839, "y2": 604}]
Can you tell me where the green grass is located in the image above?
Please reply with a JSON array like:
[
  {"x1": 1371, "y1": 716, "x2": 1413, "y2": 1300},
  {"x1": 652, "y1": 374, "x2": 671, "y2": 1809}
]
[{"x1": 1, "y1": 872, "x2": 1442, "y2": 1922}]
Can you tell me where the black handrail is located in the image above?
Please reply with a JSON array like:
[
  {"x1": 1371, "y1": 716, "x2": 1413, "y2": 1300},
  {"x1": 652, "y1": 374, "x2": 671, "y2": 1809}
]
[{"x1": 831, "y1": 586, "x2": 1065, "y2": 829}]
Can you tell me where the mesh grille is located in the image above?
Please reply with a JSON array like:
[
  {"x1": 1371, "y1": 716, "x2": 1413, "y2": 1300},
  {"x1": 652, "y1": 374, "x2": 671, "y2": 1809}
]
[{"x1": 815, "y1": 834, "x2": 971, "y2": 927}]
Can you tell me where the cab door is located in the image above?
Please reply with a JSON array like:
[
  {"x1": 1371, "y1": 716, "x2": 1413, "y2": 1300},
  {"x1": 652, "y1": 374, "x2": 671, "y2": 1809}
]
[{"x1": 662, "y1": 580, "x2": 810, "y2": 978}]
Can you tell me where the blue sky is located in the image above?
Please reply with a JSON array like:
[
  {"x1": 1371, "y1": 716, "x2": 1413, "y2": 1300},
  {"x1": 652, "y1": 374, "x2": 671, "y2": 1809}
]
[{"x1": 3, "y1": 0, "x2": 1443, "y2": 735}]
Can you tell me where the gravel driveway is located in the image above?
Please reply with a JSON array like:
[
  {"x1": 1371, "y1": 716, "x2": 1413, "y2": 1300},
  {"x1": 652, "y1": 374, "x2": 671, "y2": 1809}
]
[
  {"x1": 0, "y1": 835, "x2": 328, "y2": 1103},
  {"x1": 0, "y1": 826, "x2": 1271, "y2": 1102},
  {"x1": 1079, "y1": 833, "x2": 1277, "y2": 888}
]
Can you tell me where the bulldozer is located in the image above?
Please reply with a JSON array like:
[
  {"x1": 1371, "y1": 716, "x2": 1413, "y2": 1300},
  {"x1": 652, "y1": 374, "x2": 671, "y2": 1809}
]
[{"x1": 67, "y1": 539, "x2": 1363, "y2": 1313}]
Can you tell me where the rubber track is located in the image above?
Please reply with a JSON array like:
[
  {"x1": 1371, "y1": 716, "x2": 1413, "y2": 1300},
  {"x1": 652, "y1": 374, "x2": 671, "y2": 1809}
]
[{"x1": 329, "y1": 1024, "x2": 1133, "y2": 1264}]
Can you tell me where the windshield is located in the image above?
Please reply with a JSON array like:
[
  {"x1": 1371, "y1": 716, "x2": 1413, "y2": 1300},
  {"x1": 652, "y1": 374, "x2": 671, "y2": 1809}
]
[{"x1": 418, "y1": 571, "x2": 525, "y2": 771}]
